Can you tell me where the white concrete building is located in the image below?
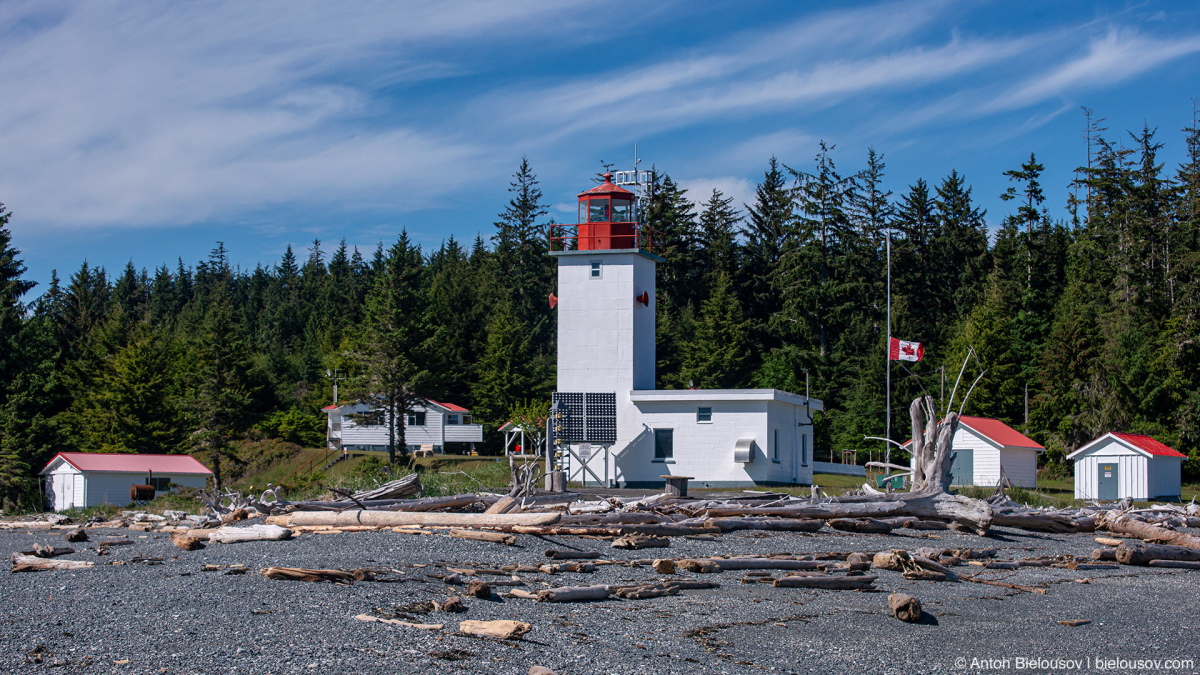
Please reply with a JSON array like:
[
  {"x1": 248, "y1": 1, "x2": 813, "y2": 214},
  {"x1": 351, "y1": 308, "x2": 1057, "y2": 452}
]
[
  {"x1": 1067, "y1": 432, "x2": 1185, "y2": 500},
  {"x1": 40, "y1": 452, "x2": 212, "y2": 511},
  {"x1": 551, "y1": 180, "x2": 821, "y2": 488},
  {"x1": 901, "y1": 416, "x2": 1043, "y2": 487},
  {"x1": 323, "y1": 399, "x2": 483, "y2": 454}
]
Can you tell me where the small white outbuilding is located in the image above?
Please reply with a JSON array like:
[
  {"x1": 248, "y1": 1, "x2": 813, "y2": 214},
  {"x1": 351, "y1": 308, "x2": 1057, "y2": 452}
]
[
  {"x1": 903, "y1": 415, "x2": 1043, "y2": 488},
  {"x1": 1067, "y1": 432, "x2": 1185, "y2": 500},
  {"x1": 40, "y1": 452, "x2": 213, "y2": 511}
]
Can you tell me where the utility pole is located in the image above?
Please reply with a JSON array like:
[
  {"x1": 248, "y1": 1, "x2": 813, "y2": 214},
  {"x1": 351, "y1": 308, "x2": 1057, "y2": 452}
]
[
  {"x1": 1024, "y1": 382, "x2": 1029, "y2": 434},
  {"x1": 885, "y1": 230, "x2": 892, "y2": 465}
]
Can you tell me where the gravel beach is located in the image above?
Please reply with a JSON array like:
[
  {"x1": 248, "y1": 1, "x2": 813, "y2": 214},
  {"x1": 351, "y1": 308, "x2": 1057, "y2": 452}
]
[{"x1": 3, "y1": 524, "x2": 1198, "y2": 675}]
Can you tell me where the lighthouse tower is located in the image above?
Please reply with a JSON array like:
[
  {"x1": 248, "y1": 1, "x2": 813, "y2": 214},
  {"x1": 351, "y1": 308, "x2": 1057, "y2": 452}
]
[
  {"x1": 552, "y1": 173, "x2": 660, "y2": 396},
  {"x1": 550, "y1": 171, "x2": 822, "y2": 490}
]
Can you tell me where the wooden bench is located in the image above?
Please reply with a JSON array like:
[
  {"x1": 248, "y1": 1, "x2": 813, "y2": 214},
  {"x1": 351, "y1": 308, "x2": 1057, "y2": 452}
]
[
  {"x1": 660, "y1": 475, "x2": 693, "y2": 498},
  {"x1": 414, "y1": 444, "x2": 435, "y2": 458}
]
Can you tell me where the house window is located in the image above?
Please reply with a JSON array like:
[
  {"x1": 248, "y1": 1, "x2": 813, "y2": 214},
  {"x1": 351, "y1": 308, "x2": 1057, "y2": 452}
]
[
  {"x1": 406, "y1": 412, "x2": 426, "y2": 426},
  {"x1": 590, "y1": 261, "x2": 601, "y2": 278},
  {"x1": 773, "y1": 429, "x2": 780, "y2": 462},
  {"x1": 801, "y1": 435, "x2": 808, "y2": 466},
  {"x1": 654, "y1": 429, "x2": 674, "y2": 460},
  {"x1": 447, "y1": 414, "x2": 459, "y2": 425},
  {"x1": 148, "y1": 477, "x2": 171, "y2": 491},
  {"x1": 697, "y1": 407, "x2": 712, "y2": 423}
]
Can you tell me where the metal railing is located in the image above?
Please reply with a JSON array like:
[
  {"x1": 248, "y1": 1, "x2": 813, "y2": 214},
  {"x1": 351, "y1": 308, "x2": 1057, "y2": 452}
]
[
  {"x1": 279, "y1": 443, "x2": 341, "y2": 488},
  {"x1": 547, "y1": 223, "x2": 661, "y2": 254}
]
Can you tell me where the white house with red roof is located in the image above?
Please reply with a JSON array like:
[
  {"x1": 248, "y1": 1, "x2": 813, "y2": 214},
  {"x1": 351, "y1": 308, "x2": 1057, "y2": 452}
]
[
  {"x1": 40, "y1": 452, "x2": 213, "y2": 511},
  {"x1": 323, "y1": 399, "x2": 483, "y2": 454},
  {"x1": 902, "y1": 415, "x2": 1044, "y2": 488},
  {"x1": 1067, "y1": 433, "x2": 1185, "y2": 500}
]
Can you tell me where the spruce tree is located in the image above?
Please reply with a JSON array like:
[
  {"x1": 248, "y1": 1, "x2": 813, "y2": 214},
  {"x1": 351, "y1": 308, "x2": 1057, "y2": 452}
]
[
  {"x1": 680, "y1": 272, "x2": 750, "y2": 388},
  {"x1": 355, "y1": 231, "x2": 429, "y2": 463}
]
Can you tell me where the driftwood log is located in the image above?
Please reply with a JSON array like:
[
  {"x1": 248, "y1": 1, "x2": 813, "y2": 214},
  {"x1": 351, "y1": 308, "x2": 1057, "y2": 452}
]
[
  {"x1": 772, "y1": 574, "x2": 877, "y2": 589},
  {"x1": 354, "y1": 614, "x2": 443, "y2": 630},
  {"x1": 706, "y1": 517, "x2": 824, "y2": 532},
  {"x1": 536, "y1": 585, "x2": 611, "y2": 602},
  {"x1": 889, "y1": 593, "x2": 922, "y2": 622},
  {"x1": 611, "y1": 534, "x2": 669, "y2": 549},
  {"x1": 262, "y1": 567, "x2": 364, "y2": 583},
  {"x1": 274, "y1": 510, "x2": 560, "y2": 528},
  {"x1": 11, "y1": 553, "x2": 95, "y2": 573},
  {"x1": 828, "y1": 518, "x2": 893, "y2": 534},
  {"x1": 1115, "y1": 542, "x2": 1200, "y2": 566},
  {"x1": 1108, "y1": 515, "x2": 1200, "y2": 551},
  {"x1": 679, "y1": 558, "x2": 827, "y2": 573},
  {"x1": 449, "y1": 530, "x2": 516, "y2": 545},
  {"x1": 544, "y1": 549, "x2": 601, "y2": 559},
  {"x1": 459, "y1": 620, "x2": 532, "y2": 640},
  {"x1": 208, "y1": 524, "x2": 292, "y2": 543},
  {"x1": 705, "y1": 491, "x2": 991, "y2": 535}
]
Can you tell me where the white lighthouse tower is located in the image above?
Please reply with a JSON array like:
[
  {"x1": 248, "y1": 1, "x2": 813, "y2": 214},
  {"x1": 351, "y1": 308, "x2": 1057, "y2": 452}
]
[{"x1": 550, "y1": 173, "x2": 823, "y2": 489}]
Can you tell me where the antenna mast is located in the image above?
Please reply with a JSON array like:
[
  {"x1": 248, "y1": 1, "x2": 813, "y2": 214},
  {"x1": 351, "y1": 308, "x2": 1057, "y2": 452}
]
[{"x1": 613, "y1": 142, "x2": 653, "y2": 222}]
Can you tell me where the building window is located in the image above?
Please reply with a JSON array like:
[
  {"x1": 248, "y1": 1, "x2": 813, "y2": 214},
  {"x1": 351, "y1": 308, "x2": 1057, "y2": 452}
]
[
  {"x1": 590, "y1": 261, "x2": 601, "y2": 278},
  {"x1": 697, "y1": 407, "x2": 712, "y2": 423},
  {"x1": 406, "y1": 412, "x2": 426, "y2": 426},
  {"x1": 148, "y1": 477, "x2": 171, "y2": 491},
  {"x1": 447, "y1": 414, "x2": 459, "y2": 425},
  {"x1": 773, "y1": 429, "x2": 780, "y2": 462},
  {"x1": 654, "y1": 429, "x2": 674, "y2": 460},
  {"x1": 801, "y1": 435, "x2": 808, "y2": 466},
  {"x1": 463, "y1": 415, "x2": 472, "y2": 425}
]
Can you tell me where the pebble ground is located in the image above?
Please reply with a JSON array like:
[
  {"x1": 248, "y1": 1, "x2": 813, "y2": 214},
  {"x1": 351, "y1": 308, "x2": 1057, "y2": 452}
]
[{"x1": 2, "y1": 523, "x2": 1197, "y2": 674}]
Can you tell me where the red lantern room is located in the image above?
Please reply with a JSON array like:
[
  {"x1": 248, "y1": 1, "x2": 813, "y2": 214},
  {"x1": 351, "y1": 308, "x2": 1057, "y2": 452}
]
[{"x1": 576, "y1": 172, "x2": 637, "y2": 250}]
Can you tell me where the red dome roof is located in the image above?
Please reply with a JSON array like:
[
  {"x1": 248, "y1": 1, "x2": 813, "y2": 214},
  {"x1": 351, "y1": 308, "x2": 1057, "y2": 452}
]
[{"x1": 578, "y1": 172, "x2": 635, "y2": 199}]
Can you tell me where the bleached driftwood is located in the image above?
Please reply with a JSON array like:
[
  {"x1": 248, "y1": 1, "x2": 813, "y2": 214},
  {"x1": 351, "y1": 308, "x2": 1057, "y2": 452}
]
[
  {"x1": 458, "y1": 620, "x2": 532, "y2": 640},
  {"x1": 11, "y1": 553, "x2": 95, "y2": 573},
  {"x1": 208, "y1": 524, "x2": 292, "y2": 543},
  {"x1": 536, "y1": 585, "x2": 611, "y2": 602}
]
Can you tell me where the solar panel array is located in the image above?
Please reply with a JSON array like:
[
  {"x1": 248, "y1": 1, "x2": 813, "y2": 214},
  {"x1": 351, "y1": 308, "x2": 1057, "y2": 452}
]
[{"x1": 552, "y1": 392, "x2": 616, "y2": 443}]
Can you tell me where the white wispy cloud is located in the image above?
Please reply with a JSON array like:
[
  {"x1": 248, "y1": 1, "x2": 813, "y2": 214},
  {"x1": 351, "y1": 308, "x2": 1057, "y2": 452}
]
[
  {"x1": 987, "y1": 28, "x2": 1200, "y2": 112},
  {"x1": 0, "y1": 0, "x2": 584, "y2": 229}
]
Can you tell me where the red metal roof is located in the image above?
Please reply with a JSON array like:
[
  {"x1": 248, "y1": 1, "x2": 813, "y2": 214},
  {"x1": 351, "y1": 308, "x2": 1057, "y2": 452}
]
[
  {"x1": 958, "y1": 416, "x2": 1044, "y2": 450},
  {"x1": 578, "y1": 173, "x2": 635, "y2": 199},
  {"x1": 324, "y1": 400, "x2": 470, "y2": 413},
  {"x1": 429, "y1": 400, "x2": 469, "y2": 413},
  {"x1": 1112, "y1": 433, "x2": 1186, "y2": 458},
  {"x1": 43, "y1": 452, "x2": 213, "y2": 475},
  {"x1": 901, "y1": 415, "x2": 1043, "y2": 450}
]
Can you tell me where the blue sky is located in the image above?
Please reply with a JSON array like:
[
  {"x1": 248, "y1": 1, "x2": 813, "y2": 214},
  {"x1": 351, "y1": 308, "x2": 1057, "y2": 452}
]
[{"x1": 4, "y1": 0, "x2": 1200, "y2": 292}]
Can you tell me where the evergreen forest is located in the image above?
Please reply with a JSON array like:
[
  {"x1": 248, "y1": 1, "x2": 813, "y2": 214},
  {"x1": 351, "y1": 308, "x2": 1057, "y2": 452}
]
[{"x1": 2, "y1": 112, "x2": 1200, "y2": 508}]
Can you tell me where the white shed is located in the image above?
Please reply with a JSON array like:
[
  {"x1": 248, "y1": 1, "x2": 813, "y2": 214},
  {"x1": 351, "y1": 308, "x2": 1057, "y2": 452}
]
[
  {"x1": 1067, "y1": 433, "x2": 1185, "y2": 500},
  {"x1": 902, "y1": 416, "x2": 1043, "y2": 488},
  {"x1": 40, "y1": 453, "x2": 213, "y2": 511}
]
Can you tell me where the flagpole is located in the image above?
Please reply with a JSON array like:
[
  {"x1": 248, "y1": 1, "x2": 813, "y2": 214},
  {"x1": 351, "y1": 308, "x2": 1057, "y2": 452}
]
[{"x1": 885, "y1": 230, "x2": 891, "y2": 466}]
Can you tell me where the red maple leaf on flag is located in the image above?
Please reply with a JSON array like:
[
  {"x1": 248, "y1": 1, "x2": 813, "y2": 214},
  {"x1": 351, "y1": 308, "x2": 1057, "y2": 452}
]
[{"x1": 901, "y1": 344, "x2": 915, "y2": 356}]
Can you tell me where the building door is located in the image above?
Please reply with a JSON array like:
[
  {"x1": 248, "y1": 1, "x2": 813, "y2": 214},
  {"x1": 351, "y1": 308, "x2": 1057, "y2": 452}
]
[
  {"x1": 949, "y1": 449, "x2": 974, "y2": 486},
  {"x1": 1098, "y1": 462, "x2": 1119, "y2": 500}
]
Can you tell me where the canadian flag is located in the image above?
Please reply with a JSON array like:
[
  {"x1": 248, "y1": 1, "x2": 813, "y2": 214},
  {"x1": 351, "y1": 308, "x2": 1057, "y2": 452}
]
[{"x1": 888, "y1": 337, "x2": 924, "y2": 362}]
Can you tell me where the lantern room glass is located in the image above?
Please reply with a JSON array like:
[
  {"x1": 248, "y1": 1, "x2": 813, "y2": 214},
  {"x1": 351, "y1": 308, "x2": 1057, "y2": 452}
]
[
  {"x1": 612, "y1": 198, "x2": 632, "y2": 222},
  {"x1": 588, "y1": 197, "x2": 610, "y2": 222}
]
